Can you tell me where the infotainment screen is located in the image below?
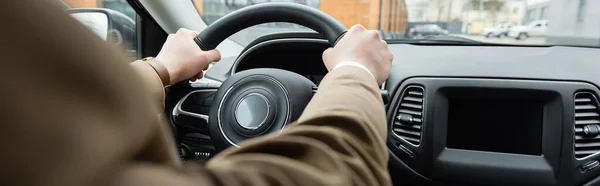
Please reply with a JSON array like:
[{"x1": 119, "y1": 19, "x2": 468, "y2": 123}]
[{"x1": 447, "y1": 99, "x2": 543, "y2": 155}]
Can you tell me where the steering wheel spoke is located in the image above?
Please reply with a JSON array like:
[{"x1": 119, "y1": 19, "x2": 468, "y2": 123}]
[{"x1": 172, "y1": 89, "x2": 216, "y2": 123}]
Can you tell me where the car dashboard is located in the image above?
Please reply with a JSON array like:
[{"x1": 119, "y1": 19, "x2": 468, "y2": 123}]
[
  {"x1": 169, "y1": 33, "x2": 600, "y2": 185},
  {"x1": 233, "y1": 33, "x2": 329, "y2": 85}
]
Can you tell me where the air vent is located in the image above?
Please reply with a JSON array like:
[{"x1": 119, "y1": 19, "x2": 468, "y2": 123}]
[
  {"x1": 574, "y1": 92, "x2": 600, "y2": 159},
  {"x1": 392, "y1": 86, "x2": 425, "y2": 146}
]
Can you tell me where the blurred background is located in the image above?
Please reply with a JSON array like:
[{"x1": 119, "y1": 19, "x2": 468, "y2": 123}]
[{"x1": 63, "y1": 0, "x2": 598, "y2": 47}]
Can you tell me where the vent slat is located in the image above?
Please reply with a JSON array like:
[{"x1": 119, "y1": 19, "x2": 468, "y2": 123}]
[
  {"x1": 576, "y1": 104, "x2": 597, "y2": 110},
  {"x1": 408, "y1": 91, "x2": 423, "y2": 96},
  {"x1": 393, "y1": 122, "x2": 422, "y2": 131},
  {"x1": 392, "y1": 128, "x2": 421, "y2": 137},
  {"x1": 575, "y1": 119, "x2": 600, "y2": 125},
  {"x1": 399, "y1": 135, "x2": 420, "y2": 144},
  {"x1": 576, "y1": 98, "x2": 592, "y2": 103},
  {"x1": 575, "y1": 135, "x2": 600, "y2": 140},
  {"x1": 392, "y1": 86, "x2": 424, "y2": 146},
  {"x1": 576, "y1": 112, "x2": 600, "y2": 117},
  {"x1": 574, "y1": 92, "x2": 600, "y2": 159},
  {"x1": 397, "y1": 109, "x2": 422, "y2": 116},
  {"x1": 575, "y1": 150, "x2": 599, "y2": 156},
  {"x1": 575, "y1": 142, "x2": 600, "y2": 148},
  {"x1": 400, "y1": 103, "x2": 423, "y2": 109},
  {"x1": 403, "y1": 96, "x2": 423, "y2": 103}
]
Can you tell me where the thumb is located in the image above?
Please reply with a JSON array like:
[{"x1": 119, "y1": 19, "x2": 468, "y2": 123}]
[
  {"x1": 322, "y1": 48, "x2": 336, "y2": 71},
  {"x1": 203, "y1": 50, "x2": 222, "y2": 63},
  {"x1": 322, "y1": 47, "x2": 332, "y2": 62}
]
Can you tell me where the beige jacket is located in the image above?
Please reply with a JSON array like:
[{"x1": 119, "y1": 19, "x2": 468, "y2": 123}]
[{"x1": 0, "y1": 1, "x2": 390, "y2": 186}]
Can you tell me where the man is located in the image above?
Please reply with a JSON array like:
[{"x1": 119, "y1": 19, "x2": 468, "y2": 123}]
[{"x1": 0, "y1": 1, "x2": 392, "y2": 186}]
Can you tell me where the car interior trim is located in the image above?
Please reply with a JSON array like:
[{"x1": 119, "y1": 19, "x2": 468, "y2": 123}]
[
  {"x1": 389, "y1": 85, "x2": 425, "y2": 148},
  {"x1": 231, "y1": 38, "x2": 329, "y2": 74},
  {"x1": 137, "y1": 0, "x2": 243, "y2": 57},
  {"x1": 172, "y1": 89, "x2": 215, "y2": 123},
  {"x1": 574, "y1": 92, "x2": 600, "y2": 160}
]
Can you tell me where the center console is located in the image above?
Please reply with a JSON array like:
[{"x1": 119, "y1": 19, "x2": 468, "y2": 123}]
[{"x1": 387, "y1": 77, "x2": 600, "y2": 185}]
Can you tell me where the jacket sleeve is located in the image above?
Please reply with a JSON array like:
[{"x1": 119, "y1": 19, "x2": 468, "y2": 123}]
[
  {"x1": 130, "y1": 60, "x2": 166, "y2": 111},
  {"x1": 203, "y1": 66, "x2": 390, "y2": 186},
  {"x1": 125, "y1": 58, "x2": 390, "y2": 185},
  {"x1": 113, "y1": 66, "x2": 391, "y2": 186}
]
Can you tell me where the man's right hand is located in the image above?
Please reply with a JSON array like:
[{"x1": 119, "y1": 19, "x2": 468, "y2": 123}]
[{"x1": 322, "y1": 24, "x2": 393, "y2": 85}]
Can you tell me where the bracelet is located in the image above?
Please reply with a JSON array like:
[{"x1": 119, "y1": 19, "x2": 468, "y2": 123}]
[{"x1": 143, "y1": 57, "x2": 170, "y2": 86}]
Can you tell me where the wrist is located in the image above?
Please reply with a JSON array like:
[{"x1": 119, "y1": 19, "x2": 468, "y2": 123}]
[
  {"x1": 155, "y1": 56, "x2": 181, "y2": 85},
  {"x1": 332, "y1": 61, "x2": 375, "y2": 80},
  {"x1": 143, "y1": 57, "x2": 171, "y2": 86}
]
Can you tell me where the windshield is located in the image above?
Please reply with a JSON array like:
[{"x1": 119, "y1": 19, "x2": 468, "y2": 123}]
[{"x1": 196, "y1": 0, "x2": 596, "y2": 47}]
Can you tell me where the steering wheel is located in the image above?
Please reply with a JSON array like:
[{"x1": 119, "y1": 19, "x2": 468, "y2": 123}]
[{"x1": 193, "y1": 2, "x2": 347, "y2": 151}]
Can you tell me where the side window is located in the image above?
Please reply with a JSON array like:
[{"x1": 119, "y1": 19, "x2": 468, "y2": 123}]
[{"x1": 62, "y1": 0, "x2": 138, "y2": 60}]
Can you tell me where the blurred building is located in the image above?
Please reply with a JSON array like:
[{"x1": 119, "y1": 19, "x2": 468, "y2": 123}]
[
  {"x1": 405, "y1": 0, "x2": 526, "y2": 34},
  {"x1": 65, "y1": 0, "x2": 408, "y2": 42},
  {"x1": 524, "y1": 0, "x2": 549, "y2": 23},
  {"x1": 546, "y1": 0, "x2": 599, "y2": 46},
  {"x1": 406, "y1": 0, "x2": 428, "y2": 22},
  {"x1": 460, "y1": 0, "x2": 526, "y2": 34},
  {"x1": 195, "y1": 0, "x2": 407, "y2": 35},
  {"x1": 406, "y1": 0, "x2": 464, "y2": 22}
]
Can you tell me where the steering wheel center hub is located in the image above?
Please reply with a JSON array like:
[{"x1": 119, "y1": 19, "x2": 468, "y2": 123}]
[
  {"x1": 208, "y1": 69, "x2": 315, "y2": 151},
  {"x1": 235, "y1": 93, "x2": 271, "y2": 130}
]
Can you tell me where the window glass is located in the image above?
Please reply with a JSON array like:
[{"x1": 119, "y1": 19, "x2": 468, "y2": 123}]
[{"x1": 577, "y1": 0, "x2": 587, "y2": 22}]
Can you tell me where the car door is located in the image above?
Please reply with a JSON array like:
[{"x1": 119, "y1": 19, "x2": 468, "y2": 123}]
[
  {"x1": 539, "y1": 22, "x2": 548, "y2": 37},
  {"x1": 529, "y1": 23, "x2": 544, "y2": 37},
  {"x1": 494, "y1": 25, "x2": 505, "y2": 35}
]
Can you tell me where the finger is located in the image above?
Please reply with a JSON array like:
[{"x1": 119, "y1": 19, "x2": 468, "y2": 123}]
[
  {"x1": 176, "y1": 28, "x2": 197, "y2": 38},
  {"x1": 176, "y1": 28, "x2": 188, "y2": 35},
  {"x1": 369, "y1": 30, "x2": 381, "y2": 39},
  {"x1": 381, "y1": 39, "x2": 388, "y2": 44},
  {"x1": 348, "y1": 24, "x2": 366, "y2": 33},
  {"x1": 195, "y1": 71, "x2": 204, "y2": 79},
  {"x1": 203, "y1": 50, "x2": 222, "y2": 62},
  {"x1": 203, "y1": 63, "x2": 211, "y2": 70},
  {"x1": 322, "y1": 47, "x2": 332, "y2": 61}
]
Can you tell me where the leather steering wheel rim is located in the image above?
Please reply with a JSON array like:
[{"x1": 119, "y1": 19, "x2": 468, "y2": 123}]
[{"x1": 193, "y1": 2, "x2": 347, "y2": 50}]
